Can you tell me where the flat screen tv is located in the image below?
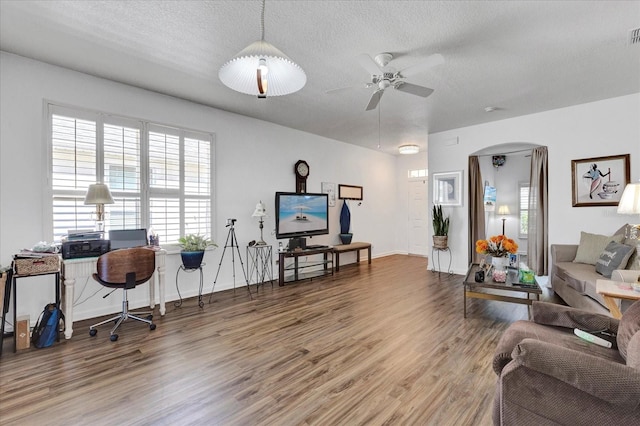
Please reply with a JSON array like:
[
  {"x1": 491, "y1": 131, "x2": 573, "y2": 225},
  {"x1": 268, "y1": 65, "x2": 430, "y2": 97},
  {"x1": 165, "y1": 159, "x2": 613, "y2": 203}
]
[{"x1": 275, "y1": 192, "x2": 329, "y2": 240}]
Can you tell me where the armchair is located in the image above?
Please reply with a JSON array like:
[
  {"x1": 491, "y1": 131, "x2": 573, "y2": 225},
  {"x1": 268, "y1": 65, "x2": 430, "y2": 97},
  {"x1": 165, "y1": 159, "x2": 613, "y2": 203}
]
[{"x1": 493, "y1": 301, "x2": 640, "y2": 425}]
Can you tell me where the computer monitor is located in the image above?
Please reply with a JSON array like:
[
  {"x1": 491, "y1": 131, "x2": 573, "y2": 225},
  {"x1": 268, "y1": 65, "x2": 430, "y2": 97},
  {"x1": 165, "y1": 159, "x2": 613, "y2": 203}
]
[{"x1": 109, "y1": 229, "x2": 148, "y2": 250}]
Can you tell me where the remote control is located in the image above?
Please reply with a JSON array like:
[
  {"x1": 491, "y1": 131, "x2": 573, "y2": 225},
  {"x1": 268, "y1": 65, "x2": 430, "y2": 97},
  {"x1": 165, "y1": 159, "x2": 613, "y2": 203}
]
[{"x1": 574, "y1": 328, "x2": 612, "y2": 348}]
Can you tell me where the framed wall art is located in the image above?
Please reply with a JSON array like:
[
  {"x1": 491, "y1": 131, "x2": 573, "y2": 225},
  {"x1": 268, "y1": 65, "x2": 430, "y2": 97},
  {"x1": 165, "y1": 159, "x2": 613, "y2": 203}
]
[
  {"x1": 433, "y1": 170, "x2": 463, "y2": 206},
  {"x1": 571, "y1": 154, "x2": 630, "y2": 207},
  {"x1": 338, "y1": 184, "x2": 363, "y2": 200},
  {"x1": 321, "y1": 182, "x2": 336, "y2": 207}
]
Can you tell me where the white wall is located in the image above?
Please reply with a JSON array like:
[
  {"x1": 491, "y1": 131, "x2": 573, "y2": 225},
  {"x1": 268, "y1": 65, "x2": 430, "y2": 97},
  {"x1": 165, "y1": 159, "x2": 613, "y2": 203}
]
[
  {"x1": 0, "y1": 52, "x2": 399, "y2": 323},
  {"x1": 428, "y1": 93, "x2": 640, "y2": 275}
]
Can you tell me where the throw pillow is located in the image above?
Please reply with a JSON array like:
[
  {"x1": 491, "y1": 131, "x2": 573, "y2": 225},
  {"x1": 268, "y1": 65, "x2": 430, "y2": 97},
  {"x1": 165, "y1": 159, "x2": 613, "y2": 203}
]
[
  {"x1": 573, "y1": 232, "x2": 624, "y2": 265},
  {"x1": 624, "y1": 236, "x2": 640, "y2": 271},
  {"x1": 617, "y1": 299, "x2": 640, "y2": 362},
  {"x1": 595, "y1": 241, "x2": 634, "y2": 278}
]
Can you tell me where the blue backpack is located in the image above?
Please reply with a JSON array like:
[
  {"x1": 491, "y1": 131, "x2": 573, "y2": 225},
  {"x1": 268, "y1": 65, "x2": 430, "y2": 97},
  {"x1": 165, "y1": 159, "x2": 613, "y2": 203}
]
[{"x1": 31, "y1": 303, "x2": 62, "y2": 348}]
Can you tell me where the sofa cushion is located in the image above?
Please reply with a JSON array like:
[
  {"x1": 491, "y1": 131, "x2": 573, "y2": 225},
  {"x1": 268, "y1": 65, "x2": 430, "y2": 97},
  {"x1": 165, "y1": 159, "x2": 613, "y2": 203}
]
[
  {"x1": 555, "y1": 261, "x2": 602, "y2": 294},
  {"x1": 618, "y1": 300, "x2": 640, "y2": 362},
  {"x1": 623, "y1": 236, "x2": 639, "y2": 270},
  {"x1": 595, "y1": 241, "x2": 635, "y2": 278},
  {"x1": 573, "y1": 232, "x2": 624, "y2": 265}
]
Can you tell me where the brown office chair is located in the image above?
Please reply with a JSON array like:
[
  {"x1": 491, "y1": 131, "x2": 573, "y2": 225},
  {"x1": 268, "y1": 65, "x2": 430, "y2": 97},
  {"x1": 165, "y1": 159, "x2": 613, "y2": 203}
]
[{"x1": 89, "y1": 247, "x2": 157, "y2": 341}]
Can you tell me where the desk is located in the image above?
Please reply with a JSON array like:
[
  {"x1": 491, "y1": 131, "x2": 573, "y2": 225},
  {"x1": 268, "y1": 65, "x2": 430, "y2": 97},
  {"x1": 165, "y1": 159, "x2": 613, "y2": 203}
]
[
  {"x1": 61, "y1": 249, "x2": 166, "y2": 339},
  {"x1": 596, "y1": 279, "x2": 640, "y2": 319}
]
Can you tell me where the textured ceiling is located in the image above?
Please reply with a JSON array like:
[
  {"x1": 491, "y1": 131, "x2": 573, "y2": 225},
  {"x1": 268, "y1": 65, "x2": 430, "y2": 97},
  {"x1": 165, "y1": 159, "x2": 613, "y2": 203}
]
[{"x1": 1, "y1": 1, "x2": 639, "y2": 155}]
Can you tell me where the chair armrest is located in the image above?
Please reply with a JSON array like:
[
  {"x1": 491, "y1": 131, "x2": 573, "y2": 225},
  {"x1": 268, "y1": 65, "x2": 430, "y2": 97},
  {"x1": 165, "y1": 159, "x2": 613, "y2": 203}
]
[
  {"x1": 611, "y1": 269, "x2": 640, "y2": 283},
  {"x1": 509, "y1": 338, "x2": 640, "y2": 410},
  {"x1": 551, "y1": 244, "x2": 578, "y2": 263},
  {"x1": 531, "y1": 301, "x2": 619, "y2": 334}
]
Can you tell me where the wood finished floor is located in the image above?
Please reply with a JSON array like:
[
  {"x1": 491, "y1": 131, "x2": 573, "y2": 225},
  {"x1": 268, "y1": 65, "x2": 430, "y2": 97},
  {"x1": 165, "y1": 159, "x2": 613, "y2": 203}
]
[{"x1": 0, "y1": 255, "x2": 559, "y2": 425}]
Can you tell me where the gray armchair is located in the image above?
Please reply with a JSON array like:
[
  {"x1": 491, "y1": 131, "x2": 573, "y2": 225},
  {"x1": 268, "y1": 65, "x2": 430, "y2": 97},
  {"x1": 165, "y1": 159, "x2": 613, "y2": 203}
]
[{"x1": 493, "y1": 301, "x2": 640, "y2": 425}]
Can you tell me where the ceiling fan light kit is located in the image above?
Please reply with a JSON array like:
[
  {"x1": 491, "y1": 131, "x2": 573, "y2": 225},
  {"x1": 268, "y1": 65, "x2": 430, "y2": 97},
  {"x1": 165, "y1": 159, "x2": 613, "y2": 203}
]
[
  {"x1": 219, "y1": 0, "x2": 306, "y2": 97},
  {"x1": 398, "y1": 144, "x2": 420, "y2": 155}
]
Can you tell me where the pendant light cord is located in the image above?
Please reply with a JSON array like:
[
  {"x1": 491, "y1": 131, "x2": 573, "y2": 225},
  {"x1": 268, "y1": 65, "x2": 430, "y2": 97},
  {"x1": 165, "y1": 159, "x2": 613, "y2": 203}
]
[
  {"x1": 260, "y1": 0, "x2": 266, "y2": 41},
  {"x1": 377, "y1": 102, "x2": 381, "y2": 149}
]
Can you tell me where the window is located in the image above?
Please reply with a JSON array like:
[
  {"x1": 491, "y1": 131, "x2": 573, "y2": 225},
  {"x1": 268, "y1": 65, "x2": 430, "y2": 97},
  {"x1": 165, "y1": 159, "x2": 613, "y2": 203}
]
[
  {"x1": 408, "y1": 169, "x2": 428, "y2": 178},
  {"x1": 519, "y1": 181, "x2": 529, "y2": 239},
  {"x1": 48, "y1": 104, "x2": 214, "y2": 244}
]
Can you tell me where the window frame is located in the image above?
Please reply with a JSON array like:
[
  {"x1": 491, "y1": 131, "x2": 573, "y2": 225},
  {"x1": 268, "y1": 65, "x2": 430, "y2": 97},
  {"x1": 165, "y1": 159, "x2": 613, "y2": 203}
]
[
  {"x1": 45, "y1": 102, "x2": 215, "y2": 245},
  {"x1": 518, "y1": 181, "x2": 529, "y2": 239}
]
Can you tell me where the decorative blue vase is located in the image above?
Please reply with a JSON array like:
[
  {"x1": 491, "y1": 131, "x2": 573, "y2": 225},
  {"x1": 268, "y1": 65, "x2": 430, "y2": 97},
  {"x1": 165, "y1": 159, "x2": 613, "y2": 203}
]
[{"x1": 181, "y1": 251, "x2": 204, "y2": 269}]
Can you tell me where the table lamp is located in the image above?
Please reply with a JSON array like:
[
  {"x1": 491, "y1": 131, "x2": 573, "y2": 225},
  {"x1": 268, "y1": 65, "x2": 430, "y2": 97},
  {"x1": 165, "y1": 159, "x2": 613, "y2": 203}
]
[
  {"x1": 498, "y1": 205, "x2": 510, "y2": 235},
  {"x1": 617, "y1": 182, "x2": 640, "y2": 268},
  {"x1": 252, "y1": 200, "x2": 267, "y2": 246},
  {"x1": 84, "y1": 183, "x2": 114, "y2": 231}
]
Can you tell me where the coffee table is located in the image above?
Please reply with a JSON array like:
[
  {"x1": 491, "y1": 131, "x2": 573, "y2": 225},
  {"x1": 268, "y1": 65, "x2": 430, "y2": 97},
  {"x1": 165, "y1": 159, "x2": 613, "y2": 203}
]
[
  {"x1": 596, "y1": 279, "x2": 640, "y2": 319},
  {"x1": 463, "y1": 263, "x2": 542, "y2": 318}
]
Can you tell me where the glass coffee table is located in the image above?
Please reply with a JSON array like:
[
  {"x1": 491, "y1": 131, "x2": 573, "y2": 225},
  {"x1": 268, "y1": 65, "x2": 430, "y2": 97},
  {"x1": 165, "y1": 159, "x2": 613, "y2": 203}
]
[{"x1": 463, "y1": 263, "x2": 542, "y2": 318}]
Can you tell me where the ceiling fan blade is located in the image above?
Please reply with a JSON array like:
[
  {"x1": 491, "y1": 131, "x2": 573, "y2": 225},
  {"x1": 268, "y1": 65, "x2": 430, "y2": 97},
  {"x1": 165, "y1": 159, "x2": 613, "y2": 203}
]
[
  {"x1": 365, "y1": 90, "x2": 384, "y2": 111},
  {"x1": 399, "y1": 53, "x2": 444, "y2": 78},
  {"x1": 357, "y1": 54, "x2": 383, "y2": 75},
  {"x1": 325, "y1": 82, "x2": 370, "y2": 95},
  {"x1": 395, "y1": 82, "x2": 434, "y2": 98}
]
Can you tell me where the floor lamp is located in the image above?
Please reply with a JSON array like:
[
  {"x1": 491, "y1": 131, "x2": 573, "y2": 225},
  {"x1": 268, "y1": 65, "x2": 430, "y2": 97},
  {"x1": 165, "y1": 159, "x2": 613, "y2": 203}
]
[{"x1": 498, "y1": 205, "x2": 510, "y2": 236}]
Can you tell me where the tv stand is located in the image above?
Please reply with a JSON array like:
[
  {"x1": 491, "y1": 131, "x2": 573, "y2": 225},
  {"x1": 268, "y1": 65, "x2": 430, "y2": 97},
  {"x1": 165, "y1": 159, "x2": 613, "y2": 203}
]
[{"x1": 278, "y1": 246, "x2": 333, "y2": 286}]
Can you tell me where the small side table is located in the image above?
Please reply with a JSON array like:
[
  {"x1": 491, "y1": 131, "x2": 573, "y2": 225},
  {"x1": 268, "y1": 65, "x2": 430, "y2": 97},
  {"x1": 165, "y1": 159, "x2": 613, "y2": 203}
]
[
  {"x1": 247, "y1": 245, "x2": 274, "y2": 289},
  {"x1": 596, "y1": 279, "x2": 640, "y2": 319},
  {"x1": 431, "y1": 247, "x2": 453, "y2": 275},
  {"x1": 175, "y1": 263, "x2": 205, "y2": 308}
]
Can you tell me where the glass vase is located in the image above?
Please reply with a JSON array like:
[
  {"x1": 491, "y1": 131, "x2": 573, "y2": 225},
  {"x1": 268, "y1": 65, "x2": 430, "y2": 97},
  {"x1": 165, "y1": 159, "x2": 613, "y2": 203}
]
[{"x1": 491, "y1": 256, "x2": 509, "y2": 283}]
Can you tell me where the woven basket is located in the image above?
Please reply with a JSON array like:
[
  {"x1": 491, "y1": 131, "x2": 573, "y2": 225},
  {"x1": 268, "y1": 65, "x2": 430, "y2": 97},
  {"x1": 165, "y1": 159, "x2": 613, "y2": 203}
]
[
  {"x1": 13, "y1": 255, "x2": 60, "y2": 275},
  {"x1": 433, "y1": 236, "x2": 448, "y2": 249}
]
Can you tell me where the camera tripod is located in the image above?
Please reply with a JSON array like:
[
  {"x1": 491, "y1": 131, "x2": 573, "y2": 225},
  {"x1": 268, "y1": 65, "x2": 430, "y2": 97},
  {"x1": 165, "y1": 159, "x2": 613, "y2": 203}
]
[{"x1": 209, "y1": 221, "x2": 253, "y2": 302}]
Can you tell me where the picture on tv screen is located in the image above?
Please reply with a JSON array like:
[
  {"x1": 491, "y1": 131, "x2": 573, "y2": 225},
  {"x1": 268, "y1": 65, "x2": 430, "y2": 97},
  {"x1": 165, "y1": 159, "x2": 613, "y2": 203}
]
[{"x1": 275, "y1": 192, "x2": 329, "y2": 239}]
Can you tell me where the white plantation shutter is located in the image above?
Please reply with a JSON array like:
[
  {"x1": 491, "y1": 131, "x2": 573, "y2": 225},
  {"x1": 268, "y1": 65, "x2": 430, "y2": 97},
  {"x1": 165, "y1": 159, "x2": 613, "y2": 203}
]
[
  {"x1": 519, "y1": 182, "x2": 529, "y2": 238},
  {"x1": 48, "y1": 104, "x2": 214, "y2": 244}
]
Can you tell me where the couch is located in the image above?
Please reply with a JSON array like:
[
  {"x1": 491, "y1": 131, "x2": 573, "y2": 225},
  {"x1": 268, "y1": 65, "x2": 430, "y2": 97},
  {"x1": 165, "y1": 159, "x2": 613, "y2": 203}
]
[
  {"x1": 493, "y1": 301, "x2": 640, "y2": 425},
  {"x1": 551, "y1": 225, "x2": 639, "y2": 316}
]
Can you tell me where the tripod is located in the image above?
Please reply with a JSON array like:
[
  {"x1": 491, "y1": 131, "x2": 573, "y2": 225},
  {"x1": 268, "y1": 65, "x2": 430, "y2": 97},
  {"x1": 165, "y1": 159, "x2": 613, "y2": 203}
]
[{"x1": 209, "y1": 221, "x2": 252, "y2": 303}]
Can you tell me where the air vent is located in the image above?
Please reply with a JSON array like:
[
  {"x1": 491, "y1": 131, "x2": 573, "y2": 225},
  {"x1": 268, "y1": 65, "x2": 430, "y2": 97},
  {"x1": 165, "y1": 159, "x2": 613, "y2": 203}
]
[{"x1": 629, "y1": 27, "x2": 640, "y2": 45}]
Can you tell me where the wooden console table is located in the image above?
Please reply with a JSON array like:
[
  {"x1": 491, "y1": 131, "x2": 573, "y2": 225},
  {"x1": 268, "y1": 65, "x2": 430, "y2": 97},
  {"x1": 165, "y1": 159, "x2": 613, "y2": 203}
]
[
  {"x1": 278, "y1": 247, "x2": 333, "y2": 286},
  {"x1": 333, "y1": 242, "x2": 371, "y2": 271}
]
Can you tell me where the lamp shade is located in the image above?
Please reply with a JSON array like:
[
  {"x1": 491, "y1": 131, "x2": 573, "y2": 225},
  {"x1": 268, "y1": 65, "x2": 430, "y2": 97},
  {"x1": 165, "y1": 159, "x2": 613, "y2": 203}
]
[
  {"x1": 498, "y1": 205, "x2": 511, "y2": 215},
  {"x1": 252, "y1": 201, "x2": 267, "y2": 217},
  {"x1": 84, "y1": 183, "x2": 114, "y2": 205},
  {"x1": 398, "y1": 144, "x2": 419, "y2": 155},
  {"x1": 617, "y1": 182, "x2": 640, "y2": 214},
  {"x1": 219, "y1": 40, "x2": 306, "y2": 97}
]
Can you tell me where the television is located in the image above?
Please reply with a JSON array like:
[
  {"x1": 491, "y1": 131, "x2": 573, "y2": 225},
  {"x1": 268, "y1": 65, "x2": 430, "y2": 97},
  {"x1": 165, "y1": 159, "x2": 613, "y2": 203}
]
[{"x1": 275, "y1": 192, "x2": 329, "y2": 241}]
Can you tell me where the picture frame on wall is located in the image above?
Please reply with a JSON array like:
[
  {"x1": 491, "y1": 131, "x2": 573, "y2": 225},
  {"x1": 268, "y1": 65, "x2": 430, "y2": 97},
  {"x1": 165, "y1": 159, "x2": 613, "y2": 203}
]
[
  {"x1": 433, "y1": 170, "x2": 463, "y2": 206},
  {"x1": 321, "y1": 182, "x2": 336, "y2": 207},
  {"x1": 571, "y1": 154, "x2": 630, "y2": 207}
]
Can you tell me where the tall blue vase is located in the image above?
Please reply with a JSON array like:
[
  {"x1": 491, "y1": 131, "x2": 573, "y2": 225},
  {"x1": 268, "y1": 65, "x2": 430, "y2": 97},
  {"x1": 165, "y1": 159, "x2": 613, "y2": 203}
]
[{"x1": 339, "y1": 200, "x2": 352, "y2": 244}]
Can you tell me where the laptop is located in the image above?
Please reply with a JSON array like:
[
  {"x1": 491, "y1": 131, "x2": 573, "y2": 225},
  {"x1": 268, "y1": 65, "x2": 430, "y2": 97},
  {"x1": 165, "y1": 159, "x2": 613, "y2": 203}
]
[{"x1": 109, "y1": 229, "x2": 148, "y2": 250}]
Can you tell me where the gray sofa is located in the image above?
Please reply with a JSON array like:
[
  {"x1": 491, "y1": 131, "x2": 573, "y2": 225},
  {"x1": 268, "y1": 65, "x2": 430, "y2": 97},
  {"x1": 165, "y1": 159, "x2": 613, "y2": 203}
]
[{"x1": 551, "y1": 226, "x2": 639, "y2": 316}]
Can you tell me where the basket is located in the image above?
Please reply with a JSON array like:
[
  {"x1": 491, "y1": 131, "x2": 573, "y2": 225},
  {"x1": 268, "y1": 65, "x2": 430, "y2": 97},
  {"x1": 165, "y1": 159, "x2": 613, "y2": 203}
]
[
  {"x1": 13, "y1": 255, "x2": 60, "y2": 276},
  {"x1": 433, "y1": 236, "x2": 448, "y2": 249}
]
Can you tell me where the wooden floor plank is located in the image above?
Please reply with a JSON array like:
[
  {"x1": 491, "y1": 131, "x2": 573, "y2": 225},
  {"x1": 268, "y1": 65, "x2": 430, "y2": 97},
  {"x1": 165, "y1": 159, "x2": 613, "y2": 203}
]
[{"x1": 0, "y1": 255, "x2": 559, "y2": 425}]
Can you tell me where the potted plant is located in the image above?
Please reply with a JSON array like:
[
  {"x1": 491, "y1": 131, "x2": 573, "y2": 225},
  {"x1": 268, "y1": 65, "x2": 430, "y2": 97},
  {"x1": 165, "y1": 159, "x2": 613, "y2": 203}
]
[
  {"x1": 178, "y1": 234, "x2": 216, "y2": 269},
  {"x1": 339, "y1": 200, "x2": 352, "y2": 244},
  {"x1": 432, "y1": 204, "x2": 450, "y2": 249}
]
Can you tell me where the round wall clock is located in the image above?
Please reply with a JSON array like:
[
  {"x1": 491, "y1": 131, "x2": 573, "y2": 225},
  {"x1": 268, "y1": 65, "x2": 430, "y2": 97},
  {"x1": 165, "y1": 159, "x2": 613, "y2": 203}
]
[{"x1": 294, "y1": 160, "x2": 309, "y2": 193}]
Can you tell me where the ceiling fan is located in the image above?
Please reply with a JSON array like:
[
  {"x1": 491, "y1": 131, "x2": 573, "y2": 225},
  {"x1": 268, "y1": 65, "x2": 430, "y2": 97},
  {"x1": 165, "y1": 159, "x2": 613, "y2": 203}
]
[{"x1": 328, "y1": 52, "x2": 444, "y2": 111}]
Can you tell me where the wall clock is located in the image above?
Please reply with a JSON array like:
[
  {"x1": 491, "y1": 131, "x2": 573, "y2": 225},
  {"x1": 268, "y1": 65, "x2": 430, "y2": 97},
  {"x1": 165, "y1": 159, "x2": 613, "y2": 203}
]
[{"x1": 294, "y1": 160, "x2": 309, "y2": 193}]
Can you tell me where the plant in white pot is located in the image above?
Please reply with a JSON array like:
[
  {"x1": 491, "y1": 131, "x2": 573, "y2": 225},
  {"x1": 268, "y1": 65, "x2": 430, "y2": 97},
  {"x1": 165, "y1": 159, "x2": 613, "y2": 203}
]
[
  {"x1": 178, "y1": 234, "x2": 217, "y2": 269},
  {"x1": 432, "y1": 204, "x2": 450, "y2": 249}
]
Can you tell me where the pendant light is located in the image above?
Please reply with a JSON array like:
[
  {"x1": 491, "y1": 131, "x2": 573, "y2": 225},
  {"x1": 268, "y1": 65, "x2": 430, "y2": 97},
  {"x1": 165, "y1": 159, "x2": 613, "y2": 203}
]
[{"x1": 219, "y1": 0, "x2": 306, "y2": 98}]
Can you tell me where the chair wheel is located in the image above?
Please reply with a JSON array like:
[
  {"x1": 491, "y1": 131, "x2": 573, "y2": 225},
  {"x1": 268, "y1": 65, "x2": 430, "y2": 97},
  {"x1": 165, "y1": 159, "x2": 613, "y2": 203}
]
[
  {"x1": 89, "y1": 329, "x2": 97, "y2": 337},
  {"x1": 110, "y1": 334, "x2": 118, "y2": 341},
  {"x1": 150, "y1": 324, "x2": 156, "y2": 331},
  {"x1": 146, "y1": 315, "x2": 153, "y2": 321}
]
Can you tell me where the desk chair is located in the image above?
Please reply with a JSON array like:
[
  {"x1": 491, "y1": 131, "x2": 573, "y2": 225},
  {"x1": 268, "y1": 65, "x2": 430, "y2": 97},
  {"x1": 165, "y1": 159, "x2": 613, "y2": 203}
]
[{"x1": 89, "y1": 247, "x2": 157, "y2": 341}]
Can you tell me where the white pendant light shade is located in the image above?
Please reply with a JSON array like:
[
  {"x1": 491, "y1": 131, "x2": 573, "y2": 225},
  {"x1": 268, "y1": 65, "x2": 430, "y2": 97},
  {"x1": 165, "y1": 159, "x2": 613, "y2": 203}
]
[
  {"x1": 398, "y1": 144, "x2": 420, "y2": 155},
  {"x1": 219, "y1": 40, "x2": 306, "y2": 97}
]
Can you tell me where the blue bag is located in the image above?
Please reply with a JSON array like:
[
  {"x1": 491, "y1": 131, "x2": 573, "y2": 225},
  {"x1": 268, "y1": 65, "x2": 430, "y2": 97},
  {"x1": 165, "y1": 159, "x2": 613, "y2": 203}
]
[{"x1": 31, "y1": 303, "x2": 62, "y2": 348}]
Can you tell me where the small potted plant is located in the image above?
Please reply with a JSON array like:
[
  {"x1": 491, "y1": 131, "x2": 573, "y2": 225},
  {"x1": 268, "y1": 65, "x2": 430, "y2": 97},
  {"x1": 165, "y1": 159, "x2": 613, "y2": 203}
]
[
  {"x1": 432, "y1": 204, "x2": 450, "y2": 249},
  {"x1": 178, "y1": 234, "x2": 216, "y2": 269}
]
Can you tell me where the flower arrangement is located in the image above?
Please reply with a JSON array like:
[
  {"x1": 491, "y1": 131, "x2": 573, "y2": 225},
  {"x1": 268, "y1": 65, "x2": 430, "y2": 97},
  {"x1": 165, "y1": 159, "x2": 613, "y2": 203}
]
[{"x1": 476, "y1": 235, "x2": 518, "y2": 258}]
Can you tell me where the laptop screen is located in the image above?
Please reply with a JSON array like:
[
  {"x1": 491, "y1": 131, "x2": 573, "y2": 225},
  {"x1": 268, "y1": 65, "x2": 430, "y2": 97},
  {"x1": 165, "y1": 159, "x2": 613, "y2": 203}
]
[{"x1": 109, "y1": 229, "x2": 148, "y2": 250}]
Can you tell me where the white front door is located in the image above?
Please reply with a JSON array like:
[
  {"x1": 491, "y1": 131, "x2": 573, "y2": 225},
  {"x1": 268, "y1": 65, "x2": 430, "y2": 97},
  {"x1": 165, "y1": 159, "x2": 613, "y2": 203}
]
[{"x1": 408, "y1": 179, "x2": 428, "y2": 256}]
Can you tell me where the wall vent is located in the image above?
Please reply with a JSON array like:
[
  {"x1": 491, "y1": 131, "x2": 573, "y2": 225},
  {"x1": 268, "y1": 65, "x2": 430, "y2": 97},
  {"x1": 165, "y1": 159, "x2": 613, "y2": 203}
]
[{"x1": 629, "y1": 27, "x2": 640, "y2": 45}]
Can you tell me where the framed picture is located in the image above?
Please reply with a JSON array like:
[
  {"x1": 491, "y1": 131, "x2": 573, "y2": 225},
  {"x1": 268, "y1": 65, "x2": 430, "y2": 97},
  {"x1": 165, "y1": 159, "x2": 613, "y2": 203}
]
[
  {"x1": 483, "y1": 185, "x2": 496, "y2": 212},
  {"x1": 338, "y1": 184, "x2": 363, "y2": 200},
  {"x1": 571, "y1": 154, "x2": 630, "y2": 207},
  {"x1": 321, "y1": 182, "x2": 336, "y2": 207},
  {"x1": 508, "y1": 253, "x2": 519, "y2": 269},
  {"x1": 433, "y1": 170, "x2": 463, "y2": 206}
]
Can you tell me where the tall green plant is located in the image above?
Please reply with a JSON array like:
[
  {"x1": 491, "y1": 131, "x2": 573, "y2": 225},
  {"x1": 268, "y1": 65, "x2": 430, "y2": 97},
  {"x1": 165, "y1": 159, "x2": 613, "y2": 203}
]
[
  {"x1": 178, "y1": 234, "x2": 217, "y2": 251},
  {"x1": 432, "y1": 204, "x2": 450, "y2": 236}
]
